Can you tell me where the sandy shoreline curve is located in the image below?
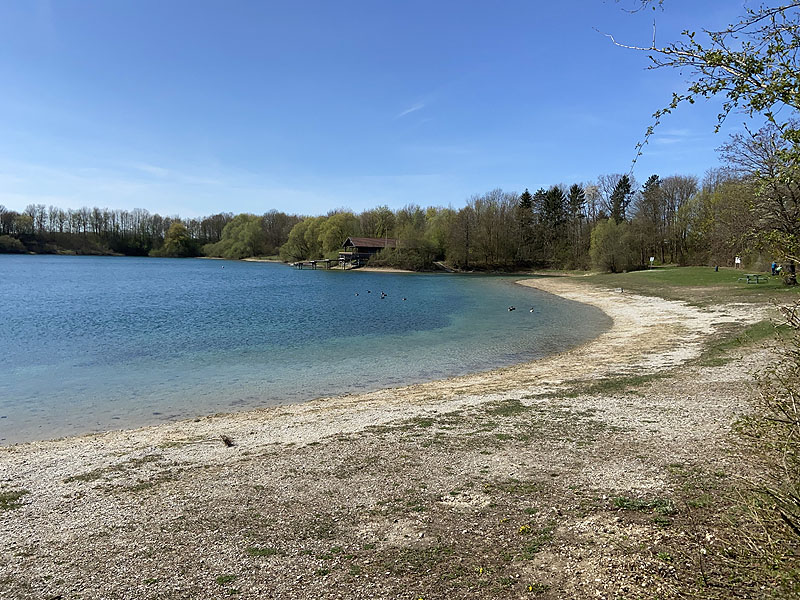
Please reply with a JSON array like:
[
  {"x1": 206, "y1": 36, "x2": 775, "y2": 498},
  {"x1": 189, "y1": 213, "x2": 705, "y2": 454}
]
[
  {"x1": 0, "y1": 275, "x2": 776, "y2": 599},
  {"x1": 0, "y1": 276, "x2": 765, "y2": 459}
]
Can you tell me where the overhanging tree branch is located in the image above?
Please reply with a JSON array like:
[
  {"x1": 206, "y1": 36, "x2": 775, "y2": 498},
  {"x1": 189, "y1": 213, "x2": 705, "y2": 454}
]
[{"x1": 606, "y1": 2, "x2": 800, "y2": 167}]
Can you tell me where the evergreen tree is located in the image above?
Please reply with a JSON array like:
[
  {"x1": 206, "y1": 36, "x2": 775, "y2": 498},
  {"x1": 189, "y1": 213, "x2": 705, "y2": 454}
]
[
  {"x1": 567, "y1": 184, "x2": 587, "y2": 266},
  {"x1": 518, "y1": 188, "x2": 533, "y2": 211},
  {"x1": 610, "y1": 174, "x2": 634, "y2": 223},
  {"x1": 633, "y1": 174, "x2": 663, "y2": 263},
  {"x1": 536, "y1": 186, "x2": 568, "y2": 266},
  {"x1": 567, "y1": 184, "x2": 585, "y2": 222},
  {"x1": 516, "y1": 189, "x2": 535, "y2": 262}
]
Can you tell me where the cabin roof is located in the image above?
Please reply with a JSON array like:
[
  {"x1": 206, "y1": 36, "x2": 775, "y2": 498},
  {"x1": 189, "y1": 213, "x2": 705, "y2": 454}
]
[{"x1": 342, "y1": 236, "x2": 399, "y2": 249}]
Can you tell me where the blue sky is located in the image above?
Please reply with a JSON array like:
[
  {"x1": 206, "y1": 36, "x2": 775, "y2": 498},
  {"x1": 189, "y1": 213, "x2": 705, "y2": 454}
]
[{"x1": 0, "y1": 0, "x2": 754, "y2": 217}]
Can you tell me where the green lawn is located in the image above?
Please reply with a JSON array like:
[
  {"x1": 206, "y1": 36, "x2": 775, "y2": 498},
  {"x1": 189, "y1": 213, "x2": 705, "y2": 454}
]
[{"x1": 578, "y1": 266, "x2": 800, "y2": 304}]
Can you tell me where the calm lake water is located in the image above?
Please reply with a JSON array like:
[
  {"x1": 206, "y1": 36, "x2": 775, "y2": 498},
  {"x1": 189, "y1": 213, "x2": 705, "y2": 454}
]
[{"x1": 0, "y1": 255, "x2": 610, "y2": 444}]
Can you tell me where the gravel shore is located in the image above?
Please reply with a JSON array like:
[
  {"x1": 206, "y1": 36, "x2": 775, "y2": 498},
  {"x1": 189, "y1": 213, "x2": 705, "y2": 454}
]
[{"x1": 0, "y1": 277, "x2": 774, "y2": 599}]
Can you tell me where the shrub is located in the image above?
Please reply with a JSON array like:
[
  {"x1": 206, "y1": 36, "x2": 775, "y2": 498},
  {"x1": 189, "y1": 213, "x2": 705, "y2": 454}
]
[
  {"x1": 0, "y1": 235, "x2": 25, "y2": 253},
  {"x1": 589, "y1": 219, "x2": 638, "y2": 273},
  {"x1": 735, "y1": 304, "x2": 800, "y2": 593}
]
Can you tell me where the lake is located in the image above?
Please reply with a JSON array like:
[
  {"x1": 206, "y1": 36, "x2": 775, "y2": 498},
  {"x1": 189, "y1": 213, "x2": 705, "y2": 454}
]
[{"x1": 0, "y1": 255, "x2": 610, "y2": 444}]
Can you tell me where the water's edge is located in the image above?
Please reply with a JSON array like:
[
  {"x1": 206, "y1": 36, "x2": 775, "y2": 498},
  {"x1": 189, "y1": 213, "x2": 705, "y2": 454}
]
[{"x1": 0, "y1": 257, "x2": 611, "y2": 445}]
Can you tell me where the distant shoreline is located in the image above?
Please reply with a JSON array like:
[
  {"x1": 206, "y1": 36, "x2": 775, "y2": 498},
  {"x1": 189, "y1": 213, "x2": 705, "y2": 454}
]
[
  {"x1": 240, "y1": 257, "x2": 284, "y2": 263},
  {"x1": 202, "y1": 256, "x2": 414, "y2": 273}
]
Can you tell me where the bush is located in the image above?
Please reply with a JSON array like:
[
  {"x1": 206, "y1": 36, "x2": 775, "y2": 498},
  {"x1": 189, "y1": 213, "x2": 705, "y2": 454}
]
[
  {"x1": 0, "y1": 235, "x2": 26, "y2": 253},
  {"x1": 150, "y1": 222, "x2": 198, "y2": 257},
  {"x1": 369, "y1": 247, "x2": 435, "y2": 271},
  {"x1": 735, "y1": 304, "x2": 800, "y2": 593},
  {"x1": 203, "y1": 214, "x2": 266, "y2": 259},
  {"x1": 589, "y1": 219, "x2": 638, "y2": 273}
]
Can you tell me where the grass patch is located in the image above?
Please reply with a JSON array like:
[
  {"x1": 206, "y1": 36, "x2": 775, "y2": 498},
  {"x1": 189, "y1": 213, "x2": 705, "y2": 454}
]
[
  {"x1": 610, "y1": 494, "x2": 679, "y2": 527},
  {"x1": 380, "y1": 545, "x2": 455, "y2": 576},
  {"x1": 373, "y1": 495, "x2": 428, "y2": 516},
  {"x1": 63, "y1": 454, "x2": 163, "y2": 484},
  {"x1": 585, "y1": 266, "x2": 800, "y2": 303},
  {"x1": 63, "y1": 467, "x2": 108, "y2": 484},
  {"x1": 699, "y1": 320, "x2": 788, "y2": 366},
  {"x1": 512, "y1": 406, "x2": 619, "y2": 445},
  {"x1": 369, "y1": 410, "x2": 466, "y2": 435},
  {"x1": 486, "y1": 398, "x2": 530, "y2": 417},
  {"x1": 0, "y1": 489, "x2": 29, "y2": 511},
  {"x1": 296, "y1": 513, "x2": 339, "y2": 540},
  {"x1": 123, "y1": 472, "x2": 176, "y2": 493},
  {"x1": 613, "y1": 496, "x2": 676, "y2": 516},
  {"x1": 158, "y1": 436, "x2": 201, "y2": 449},
  {"x1": 580, "y1": 373, "x2": 669, "y2": 396},
  {"x1": 499, "y1": 576, "x2": 516, "y2": 587},
  {"x1": 215, "y1": 574, "x2": 237, "y2": 585},
  {"x1": 521, "y1": 525, "x2": 555, "y2": 558},
  {"x1": 485, "y1": 478, "x2": 541, "y2": 496}
]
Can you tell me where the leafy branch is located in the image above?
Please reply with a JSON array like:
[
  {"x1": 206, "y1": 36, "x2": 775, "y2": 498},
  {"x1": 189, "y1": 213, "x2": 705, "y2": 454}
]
[{"x1": 606, "y1": 2, "x2": 800, "y2": 166}]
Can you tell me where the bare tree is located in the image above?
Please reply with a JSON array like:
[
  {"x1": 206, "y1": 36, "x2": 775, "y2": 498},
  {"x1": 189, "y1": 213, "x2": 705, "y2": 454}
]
[
  {"x1": 661, "y1": 175, "x2": 699, "y2": 262},
  {"x1": 720, "y1": 122, "x2": 800, "y2": 270}
]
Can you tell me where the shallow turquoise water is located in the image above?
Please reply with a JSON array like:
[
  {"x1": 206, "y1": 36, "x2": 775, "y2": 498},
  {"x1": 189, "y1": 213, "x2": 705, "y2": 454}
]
[{"x1": 0, "y1": 255, "x2": 610, "y2": 444}]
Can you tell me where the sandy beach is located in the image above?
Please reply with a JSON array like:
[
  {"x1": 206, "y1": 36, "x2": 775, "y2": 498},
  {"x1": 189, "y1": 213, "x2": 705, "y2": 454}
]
[{"x1": 0, "y1": 277, "x2": 775, "y2": 599}]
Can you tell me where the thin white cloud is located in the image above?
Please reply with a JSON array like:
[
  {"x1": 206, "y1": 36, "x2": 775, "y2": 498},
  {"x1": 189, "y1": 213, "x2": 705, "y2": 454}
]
[
  {"x1": 120, "y1": 161, "x2": 223, "y2": 187},
  {"x1": 128, "y1": 162, "x2": 171, "y2": 178},
  {"x1": 0, "y1": 157, "x2": 465, "y2": 217},
  {"x1": 651, "y1": 128, "x2": 716, "y2": 147},
  {"x1": 652, "y1": 137, "x2": 684, "y2": 146},
  {"x1": 659, "y1": 128, "x2": 693, "y2": 137},
  {"x1": 395, "y1": 102, "x2": 425, "y2": 119}
]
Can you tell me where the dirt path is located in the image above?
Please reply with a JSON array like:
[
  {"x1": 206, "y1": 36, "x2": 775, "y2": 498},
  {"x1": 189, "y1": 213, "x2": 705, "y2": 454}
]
[{"x1": 0, "y1": 278, "x2": 775, "y2": 599}]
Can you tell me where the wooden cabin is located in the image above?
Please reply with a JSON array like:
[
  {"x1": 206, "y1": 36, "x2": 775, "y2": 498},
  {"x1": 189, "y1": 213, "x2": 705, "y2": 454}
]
[{"x1": 339, "y1": 236, "x2": 398, "y2": 267}]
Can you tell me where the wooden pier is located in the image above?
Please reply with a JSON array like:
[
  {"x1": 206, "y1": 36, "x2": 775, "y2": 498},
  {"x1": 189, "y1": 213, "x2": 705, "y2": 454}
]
[{"x1": 292, "y1": 259, "x2": 333, "y2": 270}]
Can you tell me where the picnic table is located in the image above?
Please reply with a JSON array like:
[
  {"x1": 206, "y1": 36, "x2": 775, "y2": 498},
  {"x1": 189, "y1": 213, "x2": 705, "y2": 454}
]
[{"x1": 739, "y1": 273, "x2": 769, "y2": 284}]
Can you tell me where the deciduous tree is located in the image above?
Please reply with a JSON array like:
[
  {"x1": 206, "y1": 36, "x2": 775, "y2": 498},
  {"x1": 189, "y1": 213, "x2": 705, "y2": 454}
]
[{"x1": 590, "y1": 218, "x2": 638, "y2": 272}]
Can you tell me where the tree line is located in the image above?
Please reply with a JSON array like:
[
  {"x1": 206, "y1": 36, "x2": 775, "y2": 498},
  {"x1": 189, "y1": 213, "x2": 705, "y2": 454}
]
[
  {"x1": 1, "y1": 122, "x2": 796, "y2": 275},
  {"x1": 0, "y1": 206, "x2": 296, "y2": 258}
]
